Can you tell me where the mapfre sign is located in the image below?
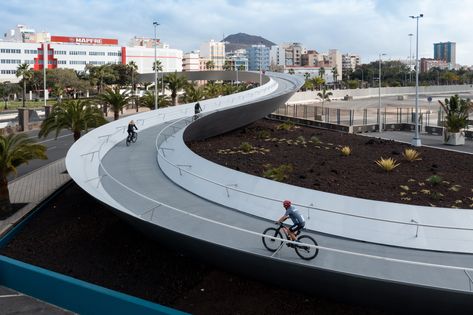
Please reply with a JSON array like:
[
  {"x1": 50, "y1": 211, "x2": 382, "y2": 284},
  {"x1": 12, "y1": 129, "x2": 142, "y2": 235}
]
[{"x1": 50, "y1": 36, "x2": 118, "y2": 45}]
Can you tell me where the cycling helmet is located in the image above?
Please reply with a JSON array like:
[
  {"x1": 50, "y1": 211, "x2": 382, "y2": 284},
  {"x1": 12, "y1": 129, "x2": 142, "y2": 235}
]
[{"x1": 283, "y1": 200, "x2": 291, "y2": 208}]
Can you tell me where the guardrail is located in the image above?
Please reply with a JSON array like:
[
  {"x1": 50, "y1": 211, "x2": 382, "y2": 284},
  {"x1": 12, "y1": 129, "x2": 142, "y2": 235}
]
[
  {"x1": 82, "y1": 115, "x2": 473, "y2": 292},
  {"x1": 67, "y1": 72, "x2": 473, "y2": 293}
]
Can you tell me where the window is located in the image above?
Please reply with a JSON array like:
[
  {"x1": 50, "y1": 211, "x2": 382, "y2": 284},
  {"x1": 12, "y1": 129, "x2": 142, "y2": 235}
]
[
  {"x1": 69, "y1": 51, "x2": 86, "y2": 55},
  {"x1": 24, "y1": 60, "x2": 35, "y2": 64},
  {"x1": 69, "y1": 60, "x2": 87, "y2": 65},
  {"x1": 54, "y1": 50, "x2": 66, "y2": 55},
  {"x1": 0, "y1": 59, "x2": 21, "y2": 64},
  {"x1": 89, "y1": 51, "x2": 105, "y2": 56},
  {"x1": 0, "y1": 48, "x2": 21, "y2": 53},
  {"x1": 57, "y1": 60, "x2": 67, "y2": 65},
  {"x1": 1, "y1": 70, "x2": 17, "y2": 74},
  {"x1": 107, "y1": 52, "x2": 121, "y2": 56},
  {"x1": 89, "y1": 61, "x2": 106, "y2": 65},
  {"x1": 24, "y1": 49, "x2": 38, "y2": 54}
]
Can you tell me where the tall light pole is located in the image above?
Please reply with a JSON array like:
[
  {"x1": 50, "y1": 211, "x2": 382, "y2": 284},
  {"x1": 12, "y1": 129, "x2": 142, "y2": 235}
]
[
  {"x1": 408, "y1": 33, "x2": 413, "y2": 84},
  {"x1": 259, "y1": 43, "x2": 263, "y2": 86},
  {"x1": 378, "y1": 53, "x2": 386, "y2": 133},
  {"x1": 43, "y1": 42, "x2": 47, "y2": 107},
  {"x1": 410, "y1": 14, "x2": 423, "y2": 147},
  {"x1": 153, "y1": 21, "x2": 159, "y2": 110}
]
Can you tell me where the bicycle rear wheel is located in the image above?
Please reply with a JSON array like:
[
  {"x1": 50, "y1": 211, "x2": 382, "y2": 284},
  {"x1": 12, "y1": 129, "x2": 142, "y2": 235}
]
[
  {"x1": 126, "y1": 137, "x2": 131, "y2": 146},
  {"x1": 295, "y1": 235, "x2": 319, "y2": 260},
  {"x1": 262, "y1": 228, "x2": 283, "y2": 252}
]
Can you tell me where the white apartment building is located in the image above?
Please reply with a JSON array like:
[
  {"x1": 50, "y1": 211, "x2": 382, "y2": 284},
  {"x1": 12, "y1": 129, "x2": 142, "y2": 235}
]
[
  {"x1": 328, "y1": 49, "x2": 342, "y2": 82},
  {"x1": 342, "y1": 53, "x2": 361, "y2": 72},
  {"x1": 182, "y1": 52, "x2": 201, "y2": 71},
  {"x1": 0, "y1": 25, "x2": 182, "y2": 83},
  {"x1": 270, "y1": 45, "x2": 285, "y2": 68},
  {"x1": 199, "y1": 40, "x2": 225, "y2": 70}
]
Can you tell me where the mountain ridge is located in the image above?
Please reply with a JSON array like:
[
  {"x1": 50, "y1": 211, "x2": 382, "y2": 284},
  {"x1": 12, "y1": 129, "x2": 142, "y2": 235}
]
[{"x1": 222, "y1": 32, "x2": 275, "y2": 52}]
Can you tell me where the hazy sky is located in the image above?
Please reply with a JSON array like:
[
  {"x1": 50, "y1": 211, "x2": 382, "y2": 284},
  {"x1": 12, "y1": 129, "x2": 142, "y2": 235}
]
[{"x1": 1, "y1": 0, "x2": 472, "y2": 65}]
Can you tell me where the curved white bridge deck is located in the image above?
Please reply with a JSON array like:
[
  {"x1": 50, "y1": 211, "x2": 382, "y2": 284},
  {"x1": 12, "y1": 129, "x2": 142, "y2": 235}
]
[{"x1": 66, "y1": 71, "x2": 473, "y2": 313}]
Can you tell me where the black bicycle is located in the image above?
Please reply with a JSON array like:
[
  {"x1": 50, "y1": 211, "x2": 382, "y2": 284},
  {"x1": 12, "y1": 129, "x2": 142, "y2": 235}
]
[
  {"x1": 262, "y1": 223, "x2": 319, "y2": 260},
  {"x1": 126, "y1": 131, "x2": 138, "y2": 146}
]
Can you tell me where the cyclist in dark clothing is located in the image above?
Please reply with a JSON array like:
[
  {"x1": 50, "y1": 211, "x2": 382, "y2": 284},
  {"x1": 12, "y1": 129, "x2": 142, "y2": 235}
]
[
  {"x1": 276, "y1": 200, "x2": 306, "y2": 242},
  {"x1": 194, "y1": 102, "x2": 202, "y2": 115},
  {"x1": 193, "y1": 102, "x2": 202, "y2": 121},
  {"x1": 127, "y1": 120, "x2": 138, "y2": 140}
]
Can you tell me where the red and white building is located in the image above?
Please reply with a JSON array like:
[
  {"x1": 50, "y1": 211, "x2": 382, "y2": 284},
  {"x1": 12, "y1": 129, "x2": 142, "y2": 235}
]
[{"x1": 0, "y1": 25, "x2": 183, "y2": 83}]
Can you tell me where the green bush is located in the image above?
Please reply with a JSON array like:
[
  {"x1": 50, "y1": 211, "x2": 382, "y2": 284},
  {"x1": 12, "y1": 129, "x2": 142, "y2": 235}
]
[
  {"x1": 239, "y1": 142, "x2": 253, "y2": 153},
  {"x1": 263, "y1": 164, "x2": 293, "y2": 182}
]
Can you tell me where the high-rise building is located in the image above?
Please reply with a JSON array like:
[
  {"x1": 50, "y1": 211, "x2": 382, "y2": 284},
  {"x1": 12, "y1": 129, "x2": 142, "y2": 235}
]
[
  {"x1": 342, "y1": 53, "x2": 360, "y2": 71},
  {"x1": 247, "y1": 45, "x2": 270, "y2": 71},
  {"x1": 0, "y1": 24, "x2": 183, "y2": 83},
  {"x1": 199, "y1": 40, "x2": 225, "y2": 70},
  {"x1": 433, "y1": 41, "x2": 456, "y2": 65},
  {"x1": 269, "y1": 45, "x2": 285, "y2": 69},
  {"x1": 182, "y1": 51, "x2": 200, "y2": 71},
  {"x1": 225, "y1": 49, "x2": 248, "y2": 70},
  {"x1": 280, "y1": 42, "x2": 303, "y2": 66}
]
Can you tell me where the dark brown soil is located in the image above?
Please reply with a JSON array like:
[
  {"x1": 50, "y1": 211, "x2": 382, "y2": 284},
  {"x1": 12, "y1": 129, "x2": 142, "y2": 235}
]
[
  {"x1": 1, "y1": 183, "x2": 396, "y2": 315},
  {"x1": 187, "y1": 119, "x2": 473, "y2": 208}
]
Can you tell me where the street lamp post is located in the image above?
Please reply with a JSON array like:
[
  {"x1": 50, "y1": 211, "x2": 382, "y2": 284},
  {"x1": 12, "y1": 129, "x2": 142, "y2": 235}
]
[
  {"x1": 43, "y1": 42, "x2": 48, "y2": 107},
  {"x1": 259, "y1": 43, "x2": 263, "y2": 86},
  {"x1": 378, "y1": 53, "x2": 386, "y2": 133},
  {"x1": 408, "y1": 33, "x2": 413, "y2": 84},
  {"x1": 410, "y1": 14, "x2": 423, "y2": 147},
  {"x1": 153, "y1": 21, "x2": 159, "y2": 110}
]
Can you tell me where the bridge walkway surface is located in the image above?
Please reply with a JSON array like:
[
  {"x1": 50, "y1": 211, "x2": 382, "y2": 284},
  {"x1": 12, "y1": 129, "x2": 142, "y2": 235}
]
[{"x1": 99, "y1": 123, "x2": 473, "y2": 294}]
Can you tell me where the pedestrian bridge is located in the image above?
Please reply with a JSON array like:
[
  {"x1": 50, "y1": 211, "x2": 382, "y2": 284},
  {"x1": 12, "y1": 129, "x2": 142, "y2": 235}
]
[{"x1": 66, "y1": 71, "x2": 473, "y2": 314}]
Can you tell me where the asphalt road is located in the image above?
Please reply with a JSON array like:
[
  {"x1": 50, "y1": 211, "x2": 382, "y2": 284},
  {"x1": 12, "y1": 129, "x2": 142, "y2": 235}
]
[{"x1": 9, "y1": 129, "x2": 74, "y2": 181}]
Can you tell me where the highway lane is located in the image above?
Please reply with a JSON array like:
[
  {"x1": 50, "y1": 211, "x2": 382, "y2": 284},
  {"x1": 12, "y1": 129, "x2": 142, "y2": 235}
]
[{"x1": 9, "y1": 129, "x2": 74, "y2": 181}]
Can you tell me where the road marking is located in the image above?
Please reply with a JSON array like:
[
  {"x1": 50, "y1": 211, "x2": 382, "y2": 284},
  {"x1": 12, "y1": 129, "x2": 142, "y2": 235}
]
[
  {"x1": 47, "y1": 146, "x2": 57, "y2": 151},
  {"x1": 31, "y1": 133, "x2": 73, "y2": 144}
]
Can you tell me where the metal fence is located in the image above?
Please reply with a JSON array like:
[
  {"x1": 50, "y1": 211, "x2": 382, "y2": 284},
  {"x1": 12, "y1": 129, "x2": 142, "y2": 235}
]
[{"x1": 275, "y1": 103, "x2": 446, "y2": 129}]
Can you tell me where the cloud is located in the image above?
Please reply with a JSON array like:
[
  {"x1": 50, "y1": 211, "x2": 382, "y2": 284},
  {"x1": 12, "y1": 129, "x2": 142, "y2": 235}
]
[{"x1": 0, "y1": 0, "x2": 471, "y2": 65}]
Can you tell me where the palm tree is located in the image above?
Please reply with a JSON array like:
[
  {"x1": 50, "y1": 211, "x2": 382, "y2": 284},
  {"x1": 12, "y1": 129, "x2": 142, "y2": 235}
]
[
  {"x1": 203, "y1": 82, "x2": 221, "y2": 98},
  {"x1": 152, "y1": 60, "x2": 163, "y2": 72},
  {"x1": 317, "y1": 88, "x2": 333, "y2": 119},
  {"x1": 97, "y1": 86, "x2": 132, "y2": 120},
  {"x1": 0, "y1": 134, "x2": 47, "y2": 217},
  {"x1": 16, "y1": 63, "x2": 33, "y2": 108},
  {"x1": 39, "y1": 99, "x2": 107, "y2": 141},
  {"x1": 183, "y1": 84, "x2": 206, "y2": 103},
  {"x1": 138, "y1": 91, "x2": 171, "y2": 109},
  {"x1": 332, "y1": 66, "x2": 338, "y2": 85},
  {"x1": 164, "y1": 72, "x2": 188, "y2": 106},
  {"x1": 205, "y1": 60, "x2": 215, "y2": 70},
  {"x1": 223, "y1": 60, "x2": 233, "y2": 71}
]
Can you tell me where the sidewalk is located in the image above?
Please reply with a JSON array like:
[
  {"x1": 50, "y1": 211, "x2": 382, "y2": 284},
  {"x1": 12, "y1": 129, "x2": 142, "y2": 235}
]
[{"x1": 364, "y1": 130, "x2": 473, "y2": 154}]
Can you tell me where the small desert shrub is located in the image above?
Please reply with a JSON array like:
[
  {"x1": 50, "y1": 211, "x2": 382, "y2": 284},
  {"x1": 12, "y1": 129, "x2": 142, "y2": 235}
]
[
  {"x1": 263, "y1": 164, "x2": 293, "y2": 182},
  {"x1": 310, "y1": 136, "x2": 321, "y2": 144},
  {"x1": 340, "y1": 146, "x2": 352, "y2": 156},
  {"x1": 402, "y1": 148, "x2": 422, "y2": 162},
  {"x1": 296, "y1": 136, "x2": 306, "y2": 143},
  {"x1": 257, "y1": 130, "x2": 271, "y2": 139},
  {"x1": 427, "y1": 175, "x2": 443, "y2": 186},
  {"x1": 239, "y1": 142, "x2": 253, "y2": 152},
  {"x1": 276, "y1": 121, "x2": 295, "y2": 131},
  {"x1": 375, "y1": 157, "x2": 400, "y2": 172}
]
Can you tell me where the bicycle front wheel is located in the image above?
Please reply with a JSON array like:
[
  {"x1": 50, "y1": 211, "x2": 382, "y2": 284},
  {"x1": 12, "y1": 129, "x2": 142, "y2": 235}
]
[
  {"x1": 262, "y1": 228, "x2": 283, "y2": 252},
  {"x1": 132, "y1": 133, "x2": 138, "y2": 143},
  {"x1": 126, "y1": 138, "x2": 131, "y2": 146},
  {"x1": 295, "y1": 235, "x2": 319, "y2": 260}
]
